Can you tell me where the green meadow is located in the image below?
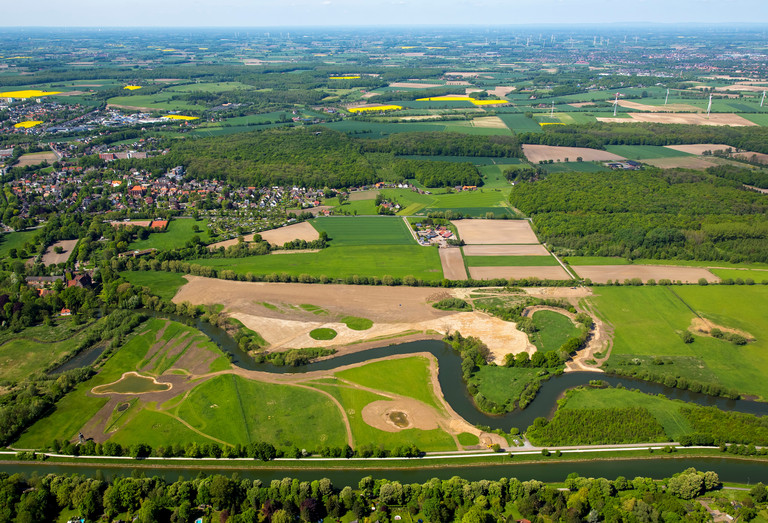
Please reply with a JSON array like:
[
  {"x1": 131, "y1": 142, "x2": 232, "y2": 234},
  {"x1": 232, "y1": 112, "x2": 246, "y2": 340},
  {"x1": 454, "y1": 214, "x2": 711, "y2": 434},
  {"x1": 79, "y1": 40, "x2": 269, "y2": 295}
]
[
  {"x1": 604, "y1": 145, "x2": 692, "y2": 160},
  {"x1": 130, "y1": 218, "x2": 208, "y2": 250},
  {"x1": 464, "y1": 255, "x2": 559, "y2": 267},
  {"x1": 119, "y1": 271, "x2": 188, "y2": 300},
  {"x1": 311, "y1": 216, "x2": 415, "y2": 246},
  {"x1": 0, "y1": 229, "x2": 37, "y2": 258},
  {"x1": 529, "y1": 310, "x2": 582, "y2": 352}
]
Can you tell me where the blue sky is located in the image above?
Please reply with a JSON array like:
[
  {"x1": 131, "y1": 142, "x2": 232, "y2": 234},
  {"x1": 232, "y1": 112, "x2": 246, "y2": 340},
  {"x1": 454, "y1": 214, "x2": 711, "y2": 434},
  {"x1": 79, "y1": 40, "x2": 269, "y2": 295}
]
[{"x1": 2, "y1": 0, "x2": 768, "y2": 26}]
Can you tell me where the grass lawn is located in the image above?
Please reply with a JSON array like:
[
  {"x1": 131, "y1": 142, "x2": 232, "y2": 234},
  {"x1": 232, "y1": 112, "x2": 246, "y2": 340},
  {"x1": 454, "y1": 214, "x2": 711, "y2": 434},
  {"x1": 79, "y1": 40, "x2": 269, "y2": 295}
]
[
  {"x1": 176, "y1": 375, "x2": 348, "y2": 449},
  {"x1": 529, "y1": 310, "x2": 581, "y2": 352},
  {"x1": 594, "y1": 286, "x2": 768, "y2": 399},
  {"x1": 561, "y1": 388, "x2": 693, "y2": 440},
  {"x1": 311, "y1": 216, "x2": 415, "y2": 246},
  {"x1": 130, "y1": 218, "x2": 208, "y2": 250},
  {"x1": 604, "y1": 145, "x2": 691, "y2": 159},
  {"x1": 469, "y1": 366, "x2": 541, "y2": 407},
  {"x1": 194, "y1": 245, "x2": 444, "y2": 281},
  {"x1": 710, "y1": 269, "x2": 768, "y2": 283},
  {"x1": 498, "y1": 114, "x2": 543, "y2": 133},
  {"x1": 333, "y1": 199, "x2": 380, "y2": 215},
  {"x1": 119, "y1": 271, "x2": 188, "y2": 300},
  {"x1": 310, "y1": 328, "x2": 337, "y2": 340},
  {"x1": 0, "y1": 229, "x2": 37, "y2": 258},
  {"x1": 480, "y1": 165, "x2": 513, "y2": 189},
  {"x1": 428, "y1": 189, "x2": 511, "y2": 209},
  {"x1": 341, "y1": 316, "x2": 373, "y2": 330},
  {"x1": 465, "y1": 255, "x2": 559, "y2": 267},
  {"x1": 336, "y1": 356, "x2": 442, "y2": 410},
  {"x1": 108, "y1": 409, "x2": 215, "y2": 448},
  {"x1": 457, "y1": 432, "x2": 480, "y2": 446}
]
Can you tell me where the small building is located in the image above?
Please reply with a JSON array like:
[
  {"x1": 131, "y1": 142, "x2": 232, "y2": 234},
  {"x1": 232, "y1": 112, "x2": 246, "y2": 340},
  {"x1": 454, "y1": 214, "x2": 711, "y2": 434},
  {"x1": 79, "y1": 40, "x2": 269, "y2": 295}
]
[{"x1": 60, "y1": 308, "x2": 72, "y2": 316}]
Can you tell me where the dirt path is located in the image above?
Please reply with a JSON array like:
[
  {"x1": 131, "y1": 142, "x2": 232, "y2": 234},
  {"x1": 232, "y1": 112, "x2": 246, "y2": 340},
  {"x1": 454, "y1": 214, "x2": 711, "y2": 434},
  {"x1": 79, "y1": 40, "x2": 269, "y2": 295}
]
[{"x1": 565, "y1": 299, "x2": 613, "y2": 372}]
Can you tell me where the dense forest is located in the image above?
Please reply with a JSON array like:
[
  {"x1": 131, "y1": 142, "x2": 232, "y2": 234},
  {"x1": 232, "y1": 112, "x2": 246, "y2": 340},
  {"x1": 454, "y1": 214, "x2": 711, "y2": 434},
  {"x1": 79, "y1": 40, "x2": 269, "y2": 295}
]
[
  {"x1": 510, "y1": 169, "x2": 768, "y2": 263},
  {"x1": 0, "y1": 468, "x2": 735, "y2": 523}
]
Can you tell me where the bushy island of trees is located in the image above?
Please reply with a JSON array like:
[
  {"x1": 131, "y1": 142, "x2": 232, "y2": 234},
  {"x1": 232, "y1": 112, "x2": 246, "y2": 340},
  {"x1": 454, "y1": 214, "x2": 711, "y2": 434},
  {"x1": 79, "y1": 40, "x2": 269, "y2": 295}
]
[{"x1": 0, "y1": 468, "x2": 751, "y2": 523}]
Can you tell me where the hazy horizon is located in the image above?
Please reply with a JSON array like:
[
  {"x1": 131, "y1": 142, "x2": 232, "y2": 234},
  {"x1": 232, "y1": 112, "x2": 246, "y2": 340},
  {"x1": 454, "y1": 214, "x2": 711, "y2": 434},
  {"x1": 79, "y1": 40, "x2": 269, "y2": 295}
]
[{"x1": 2, "y1": 0, "x2": 768, "y2": 28}]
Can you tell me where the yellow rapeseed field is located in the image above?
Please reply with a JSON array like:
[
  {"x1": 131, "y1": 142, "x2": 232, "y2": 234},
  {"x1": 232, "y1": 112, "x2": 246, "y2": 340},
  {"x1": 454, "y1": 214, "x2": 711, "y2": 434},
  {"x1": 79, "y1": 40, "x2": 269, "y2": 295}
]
[
  {"x1": 162, "y1": 115, "x2": 199, "y2": 120},
  {"x1": 14, "y1": 121, "x2": 43, "y2": 129},
  {"x1": 348, "y1": 105, "x2": 402, "y2": 113},
  {"x1": 415, "y1": 96, "x2": 508, "y2": 106},
  {"x1": 330, "y1": 76, "x2": 361, "y2": 80},
  {"x1": 0, "y1": 90, "x2": 61, "y2": 99},
  {"x1": 539, "y1": 122, "x2": 565, "y2": 127},
  {"x1": 471, "y1": 100, "x2": 508, "y2": 106},
  {"x1": 123, "y1": 85, "x2": 142, "y2": 90}
]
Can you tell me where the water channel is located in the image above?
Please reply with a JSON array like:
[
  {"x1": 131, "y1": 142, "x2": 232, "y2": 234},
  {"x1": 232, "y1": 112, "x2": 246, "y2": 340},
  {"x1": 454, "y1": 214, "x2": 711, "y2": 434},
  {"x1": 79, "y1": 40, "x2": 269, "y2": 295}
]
[{"x1": 33, "y1": 311, "x2": 768, "y2": 483}]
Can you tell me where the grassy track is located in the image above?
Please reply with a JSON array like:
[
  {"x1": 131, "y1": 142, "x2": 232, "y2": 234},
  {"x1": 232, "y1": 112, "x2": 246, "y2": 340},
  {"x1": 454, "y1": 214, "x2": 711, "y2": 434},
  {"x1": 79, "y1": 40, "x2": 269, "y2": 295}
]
[
  {"x1": 336, "y1": 356, "x2": 442, "y2": 410},
  {"x1": 194, "y1": 245, "x2": 443, "y2": 281},
  {"x1": 311, "y1": 216, "x2": 415, "y2": 246},
  {"x1": 529, "y1": 310, "x2": 581, "y2": 352},
  {"x1": 119, "y1": 271, "x2": 188, "y2": 300}
]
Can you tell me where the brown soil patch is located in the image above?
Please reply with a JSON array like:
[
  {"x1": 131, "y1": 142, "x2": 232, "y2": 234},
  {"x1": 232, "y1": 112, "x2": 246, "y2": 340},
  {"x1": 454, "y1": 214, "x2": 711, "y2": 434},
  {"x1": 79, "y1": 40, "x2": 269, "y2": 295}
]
[
  {"x1": 733, "y1": 151, "x2": 768, "y2": 165},
  {"x1": 664, "y1": 144, "x2": 733, "y2": 155},
  {"x1": 471, "y1": 116, "x2": 508, "y2": 129},
  {"x1": 487, "y1": 86, "x2": 516, "y2": 98},
  {"x1": 642, "y1": 157, "x2": 720, "y2": 170},
  {"x1": 452, "y1": 219, "x2": 539, "y2": 244},
  {"x1": 361, "y1": 399, "x2": 440, "y2": 432},
  {"x1": 91, "y1": 371, "x2": 172, "y2": 395},
  {"x1": 572, "y1": 265, "x2": 718, "y2": 284},
  {"x1": 16, "y1": 151, "x2": 58, "y2": 167},
  {"x1": 439, "y1": 247, "x2": 467, "y2": 280},
  {"x1": 468, "y1": 266, "x2": 571, "y2": 281},
  {"x1": 389, "y1": 82, "x2": 443, "y2": 89},
  {"x1": 106, "y1": 103, "x2": 161, "y2": 112},
  {"x1": 208, "y1": 222, "x2": 319, "y2": 249},
  {"x1": 55, "y1": 91, "x2": 87, "y2": 97},
  {"x1": 348, "y1": 190, "x2": 378, "y2": 201},
  {"x1": 41, "y1": 239, "x2": 78, "y2": 266},
  {"x1": 398, "y1": 115, "x2": 449, "y2": 121},
  {"x1": 463, "y1": 244, "x2": 549, "y2": 256},
  {"x1": 568, "y1": 102, "x2": 597, "y2": 108},
  {"x1": 716, "y1": 83, "x2": 768, "y2": 92},
  {"x1": 597, "y1": 113, "x2": 757, "y2": 127},
  {"x1": 522, "y1": 144, "x2": 625, "y2": 163},
  {"x1": 616, "y1": 100, "x2": 701, "y2": 112},
  {"x1": 690, "y1": 318, "x2": 754, "y2": 340}
]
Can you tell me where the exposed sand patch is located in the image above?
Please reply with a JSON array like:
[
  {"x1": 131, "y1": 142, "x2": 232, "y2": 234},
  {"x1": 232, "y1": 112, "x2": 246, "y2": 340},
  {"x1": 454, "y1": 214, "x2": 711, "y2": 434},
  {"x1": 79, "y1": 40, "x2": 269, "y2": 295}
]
[
  {"x1": 715, "y1": 82, "x2": 768, "y2": 92},
  {"x1": 91, "y1": 371, "x2": 172, "y2": 395},
  {"x1": 41, "y1": 239, "x2": 78, "y2": 266},
  {"x1": 439, "y1": 247, "x2": 467, "y2": 280},
  {"x1": 469, "y1": 266, "x2": 572, "y2": 281},
  {"x1": 690, "y1": 317, "x2": 754, "y2": 340},
  {"x1": 361, "y1": 399, "x2": 440, "y2": 432},
  {"x1": 471, "y1": 116, "x2": 508, "y2": 129},
  {"x1": 616, "y1": 100, "x2": 701, "y2": 112},
  {"x1": 453, "y1": 219, "x2": 540, "y2": 244},
  {"x1": 664, "y1": 144, "x2": 733, "y2": 155},
  {"x1": 642, "y1": 157, "x2": 720, "y2": 169},
  {"x1": 573, "y1": 265, "x2": 718, "y2": 284},
  {"x1": 522, "y1": 144, "x2": 625, "y2": 163},
  {"x1": 487, "y1": 86, "x2": 516, "y2": 98},
  {"x1": 463, "y1": 244, "x2": 550, "y2": 256},
  {"x1": 733, "y1": 151, "x2": 768, "y2": 165},
  {"x1": 16, "y1": 151, "x2": 58, "y2": 167},
  {"x1": 597, "y1": 113, "x2": 757, "y2": 127}
]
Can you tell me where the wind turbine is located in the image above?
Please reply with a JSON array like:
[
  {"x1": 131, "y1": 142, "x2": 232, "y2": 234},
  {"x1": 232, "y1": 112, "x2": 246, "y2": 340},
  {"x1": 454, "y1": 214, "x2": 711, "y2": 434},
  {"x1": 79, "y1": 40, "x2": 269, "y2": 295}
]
[
  {"x1": 665, "y1": 89, "x2": 669, "y2": 105},
  {"x1": 551, "y1": 101, "x2": 555, "y2": 118},
  {"x1": 613, "y1": 92, "x2": 619, "y2": 116},
  {"x1": 707, "y1": 94, "x2": 713, "y2": 118},
  {"x1": 761, "y1": 90, "x2": 766, "y2": 108}
]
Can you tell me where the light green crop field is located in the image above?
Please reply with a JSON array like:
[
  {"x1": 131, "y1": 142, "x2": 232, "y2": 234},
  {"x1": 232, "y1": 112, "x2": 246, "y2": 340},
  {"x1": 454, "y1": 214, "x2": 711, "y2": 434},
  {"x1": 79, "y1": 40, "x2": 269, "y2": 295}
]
[
  {"x1": 497, "y1": 114, "x2": 543, "y2": 133},
  {"x1": 593, "y1": 286, "x2": 768, "y2": 399},
  {"x1": 542, "y1": 162, "x2": 610, "y2": 173},
  {"x1": 119, "y1": 271, "x2": 188, "y2": 300},
  {"x1": 0, "y1": 229, "x2": 37, "y2": 258},
  {"x1": 130, "y1": 219, "x2": 209, "y2": 250},
  {"x1": 604, "y1": 145, "x2": 692, "y2": 160},
  {"x1": 311, "y1": 216, "x2": 415, "y2": 246},
  {"x1": 332, "y1": 199, "x2": 380, "y2": 215},
  {"x1": 336, "y1": 356, "x2": 442, "y2": 410},
  {"x1": 529, "y1": 310, "x2": 581, "y2": 352},
  {"x1": 176, "y1": 375, "x2": 348, "y2": 448},
  {"x1": 428, "y1": 189, "x2": 511, "y2": 209},
  {"x1": 164, "y1": 81, "x2": 252, "y2": 93},
  {"x1": 464, "y1": 255, "x2": 559, "y2": 267},
  {"x1": 469, "y1": 366, "x2": 540, "y2": 407},
  {"x1": 710, "y1": 269, "x2": 768, "y2": 283},
  {"x1": 479, "y1": 165, "x2": 513, "y2": 189},
  {"x1": 195, "y1": 245, "x2": 443, "y2": 280},
  {"x1": 561, "y1": 388, "x2": 692, "y2": 440}
]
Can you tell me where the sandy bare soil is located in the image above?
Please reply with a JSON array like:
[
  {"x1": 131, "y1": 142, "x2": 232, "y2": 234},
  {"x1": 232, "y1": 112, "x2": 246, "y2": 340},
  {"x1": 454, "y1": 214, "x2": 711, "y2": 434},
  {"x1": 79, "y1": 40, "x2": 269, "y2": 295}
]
[
  {"x1": 734, "y1": 151, "x2": 768, "y2": 164},
  {"x1": 16, "y1": 152, "x2": 58, "y2": 167},
  {"x1": 208, "y1": 222, "x2": 319, "y2": 249},
  {"x1": 572, "y1": 265, "x2": 718, "y2": 284},
  {"x1": 41, "y1": 239, "x2": 78, "y2": 266},
  {"x1": 522, "y1": 144, "x2": 625, "y2": 163},
  {"x1": 715, "y1": 82, "x2": 768, "y2": 92},
  {"x1": 487, "y1": 86, "x2": 516, "y2": 98},
  {"x1": 389, "y1": 82, "x2": 443, "y2": 89},
  {"x1": 471, "y1": 116, "x2": 508, "y2": 129},
  {"x1": 452, "y1": 219, "x2": 540, "y2": 244},
  {"x1": 642, "y1": 157, "x2": 720, "y2": 170},
  {"x1": 107, "y1": 103, "x2": 162, "y2": 112},
  {"x1": 91, "y1": 371, "x2": 171, "y2": 395},
  {"x1": 746, "y1": 185, "x2": 768, "y2": 194},
  {"x1": 664, "y1": 144, "x2": 732, "y2": 155},
  {"x1": 568, "y1": 102, "x2": 597, "y2": 108},
  {"x1": 463, "y1": 244, "x2": 550, "y2": 256},
  {"x1": 468, "y1": 266, "x2": 571, "y2": 281},
  {"x1": 361, "y1": 399, "x2": 440, "y2": 432},
  {"x1": 439, "y1": 247, "x2": 467, "y2": 280},
  {"x1": 348, "y1": 190, "x2": 378, "y2": 201},
  {"x1": 616, "y1": 100, "x2": 701, "y2": 112},
  {"x1": 597, "y1": 113, "x2": 757, "y2": 127}
]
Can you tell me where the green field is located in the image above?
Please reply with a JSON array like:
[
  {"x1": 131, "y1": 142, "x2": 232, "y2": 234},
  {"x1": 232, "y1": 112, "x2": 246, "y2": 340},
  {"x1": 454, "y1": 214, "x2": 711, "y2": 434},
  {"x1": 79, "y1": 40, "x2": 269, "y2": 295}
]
[
  {"x1": 469, "y1": 366, "x2": 541, "y2": 408},
  {"x1": 164, "y1": 81, "x2": 252, "y2": 93},
  {"x1": 465, "y1": 255, "x2": 559, "y2": 267},
  {"x1": 480, "y1": 165, "x2": 514, "y2": 189},
  {"x1": 604, "y1": 145, "x2": 692, "y2": 160},
  {"x1": 175, "y1": 375, "x2": 348, "y2": 449},
  {"x1": 542, "y1": 162, "x2": 610, "y2": 173},
  {"x1": 332, "y1": 199, "x2": 380, "y2": 215},
  {"x1": 310, "y1": 328, "x2": 337, "y2": 340},
  {"x1": 594, "y1": 286, "x2": 768, "y2": 399},
  {"x1": 497, "y1": 114, "x2": 543, "y2": 133},
  {"x1": 106, "y1": 94, "x2": 199, "y2": 111},
  {"x1": 195, "y1": 245, "x2": 443, "y2": 281},
  {"x1": 529, "y1": 311, "x2": 581, "y2": 352},
  {"x1": 119, "y1": 271, "x2": 188, "y2": 300},
  {"x1": 130, "y1": 219, "x2": 208, "y2": 250},
  {"x1": 311, "y1": 216, "x2": 415, "y2": 246},
  {"x1": 428, "y1": 189, "x2": 511, "y2": 209},
  {"x1": 710, "y1": 269, "x2": 768, "y2": 283},
  {"x1": 336, "y1": 356, "x2": 442, "y2": 410},
  {"x1": 0, "y1": 229, "x2": 37, "y2": 258}
]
